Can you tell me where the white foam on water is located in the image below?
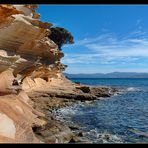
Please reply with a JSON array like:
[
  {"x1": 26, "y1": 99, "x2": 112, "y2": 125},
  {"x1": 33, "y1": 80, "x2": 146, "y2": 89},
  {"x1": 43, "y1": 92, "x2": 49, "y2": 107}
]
[
  {"x1": 84, "y1": 128, "x2": 123, "y2": 143},
  {"x1": 53, "y1": 103, "x2": 82, "y2": 123},
  {"x1": 54, "y1": 101, "x2": 91, "y2": 118},
  {"x1": 97, "y1": 133, "x2": 123, "y2": 143},
  {"x1": 126, "y1": 87, "x2": 140, "y2": 92},
  {"x1": 118, "y1": 87, "x2": 142, "y2": 93}
]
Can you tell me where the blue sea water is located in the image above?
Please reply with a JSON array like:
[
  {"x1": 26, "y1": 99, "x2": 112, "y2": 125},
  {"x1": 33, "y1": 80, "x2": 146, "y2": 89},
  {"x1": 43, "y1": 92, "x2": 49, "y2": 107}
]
[{"x1": 55, "y1": 78, "x2": 148, "y2": 143}]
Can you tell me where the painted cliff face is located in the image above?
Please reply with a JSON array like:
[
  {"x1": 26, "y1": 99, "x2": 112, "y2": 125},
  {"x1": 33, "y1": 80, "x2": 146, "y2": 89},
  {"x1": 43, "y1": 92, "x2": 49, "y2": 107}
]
[
  {"x1": 0, "y1": 4, "x2": 66, "y2": 92},
  {"x1": 0, "y1": 5, "x2": 68, "y2": 143}
]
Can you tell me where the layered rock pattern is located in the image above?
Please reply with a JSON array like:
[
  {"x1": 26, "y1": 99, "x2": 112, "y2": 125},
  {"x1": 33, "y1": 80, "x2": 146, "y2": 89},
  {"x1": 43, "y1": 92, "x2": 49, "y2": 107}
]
[
  {"x1": 0, "y1": 4, "x2": 68, "y2": 143},
  {"x1": 0, "y1": 5, "x2": 68, "y2": 91}
]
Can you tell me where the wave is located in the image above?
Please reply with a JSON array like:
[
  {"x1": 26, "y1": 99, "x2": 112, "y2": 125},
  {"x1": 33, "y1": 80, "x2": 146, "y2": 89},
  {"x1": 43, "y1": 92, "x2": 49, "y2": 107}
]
[
  {"x1": 126, "y1": 87, "x2": 140, "y2": 92},
  {"x1": 118, "y1": 87, "x2": 142, "y2": 93},
  {"x1": 53, "y1": 103, "x2": 82, "y2": 123},
  {"x1": 53, "y1": 101, "x2": 94, "y2": 120},
  {"x1": 83, "y1": 129, "x2": 123, "y2": 143}
]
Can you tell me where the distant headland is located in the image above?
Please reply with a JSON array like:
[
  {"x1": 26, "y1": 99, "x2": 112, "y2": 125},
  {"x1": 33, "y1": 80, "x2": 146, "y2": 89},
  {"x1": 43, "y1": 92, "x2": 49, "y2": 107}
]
[{"x1": 64, "y1": 72, "x2": 148, "y2": 78}]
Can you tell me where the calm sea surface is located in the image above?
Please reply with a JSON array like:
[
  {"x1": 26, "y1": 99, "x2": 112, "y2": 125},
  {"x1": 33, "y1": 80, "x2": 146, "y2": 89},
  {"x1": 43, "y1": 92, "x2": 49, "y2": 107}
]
[{"x1": 54, "y1": 78, "x2": 148, "y2": 143}]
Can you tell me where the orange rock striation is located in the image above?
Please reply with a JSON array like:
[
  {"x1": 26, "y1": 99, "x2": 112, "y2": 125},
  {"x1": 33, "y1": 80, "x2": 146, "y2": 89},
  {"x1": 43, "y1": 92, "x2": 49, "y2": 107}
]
[{"x1": 0, "y1": 4, "x2": 70, "y2": 143}]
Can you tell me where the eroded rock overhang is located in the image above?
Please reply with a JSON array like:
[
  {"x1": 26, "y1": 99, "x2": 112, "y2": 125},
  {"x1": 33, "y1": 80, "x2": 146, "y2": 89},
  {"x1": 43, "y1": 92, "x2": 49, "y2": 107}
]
[{"x1": 0, "y1": 4, "x2": 66, "y2": 90}]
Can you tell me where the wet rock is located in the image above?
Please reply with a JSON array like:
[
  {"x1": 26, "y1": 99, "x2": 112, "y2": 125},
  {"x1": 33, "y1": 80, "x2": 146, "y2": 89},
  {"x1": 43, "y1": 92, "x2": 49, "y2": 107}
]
[
  {"x1": 78, "y1": 132, "x2": 84, "y2": 137},
  {"x1": 76, "y1": 86, "x2": 90, "y2": 93},
  {"x1": 33, "y1": 119, "x2": 74, "y2": 143},
  {"x1": 90, "y1": 87, "x2": 117, "y2": 97},
  {"x1": 69, "y1": 126, "x2": 79, "y2": 131}
]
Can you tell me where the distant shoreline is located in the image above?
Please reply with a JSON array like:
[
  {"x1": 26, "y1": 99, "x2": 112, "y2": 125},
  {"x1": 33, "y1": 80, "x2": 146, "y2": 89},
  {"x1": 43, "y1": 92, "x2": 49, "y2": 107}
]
[
  {"x1": 64, "y1": 72, "x2": 148, "y2": 79},
  {"x1": 69, "y1": 77, "x2": 148, "y2": 79}
]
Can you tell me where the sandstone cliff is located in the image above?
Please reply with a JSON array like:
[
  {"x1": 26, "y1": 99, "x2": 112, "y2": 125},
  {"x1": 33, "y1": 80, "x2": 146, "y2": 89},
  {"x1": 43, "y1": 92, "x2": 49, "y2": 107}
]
[{"x1": 0, "y1": 4, "x2": 73, "y2": 143}]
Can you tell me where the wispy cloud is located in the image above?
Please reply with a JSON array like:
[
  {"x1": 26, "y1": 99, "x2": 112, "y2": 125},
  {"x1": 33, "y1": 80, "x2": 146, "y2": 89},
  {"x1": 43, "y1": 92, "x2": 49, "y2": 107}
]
[{"x1": 63, "y1": 30, "x2": 148, "y2": 66}]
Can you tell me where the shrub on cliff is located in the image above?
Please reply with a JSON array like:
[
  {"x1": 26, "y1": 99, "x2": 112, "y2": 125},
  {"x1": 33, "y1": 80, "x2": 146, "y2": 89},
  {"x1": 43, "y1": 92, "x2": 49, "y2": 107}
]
[{"x1": 49, "y1": 27, "x2": 74, "y2": 50}]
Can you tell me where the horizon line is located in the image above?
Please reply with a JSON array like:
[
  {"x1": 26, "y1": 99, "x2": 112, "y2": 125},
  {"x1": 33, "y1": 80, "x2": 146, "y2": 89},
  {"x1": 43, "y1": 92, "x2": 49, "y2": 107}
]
[{"x1": 64, "y1": 71, "x2": 148, "y2": 74}]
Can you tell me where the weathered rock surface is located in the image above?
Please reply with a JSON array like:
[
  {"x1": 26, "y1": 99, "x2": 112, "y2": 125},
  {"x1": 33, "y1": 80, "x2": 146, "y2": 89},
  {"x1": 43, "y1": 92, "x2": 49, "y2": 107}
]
[
  {"x1": 0, "y1": 5, "x2": 65, "y2": 88},
  {"x1": 0, "y1": 93, "x2": 44, "y2": 143},
  {"x1": 0, "y1": 4, "x2": 67, "y2": 143}
]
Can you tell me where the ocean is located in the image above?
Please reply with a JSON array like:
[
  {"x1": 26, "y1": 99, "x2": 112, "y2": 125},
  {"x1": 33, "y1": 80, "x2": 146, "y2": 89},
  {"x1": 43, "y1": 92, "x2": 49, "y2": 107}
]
[{"x1": 54, "y1": 78, "x2": 148, "y2": 143}]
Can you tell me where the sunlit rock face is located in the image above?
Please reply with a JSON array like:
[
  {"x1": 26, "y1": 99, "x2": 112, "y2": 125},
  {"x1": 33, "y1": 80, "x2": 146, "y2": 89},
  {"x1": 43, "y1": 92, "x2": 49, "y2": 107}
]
[
  {"x1": 0, "y1": 4, "x2": 67, "y2": 91},
  {"x1": 0, "y1": 93, "x2": 44, "y2": 143},
  {"x1": 0, "y1": 4, "x2": 68, "y2": 143}
]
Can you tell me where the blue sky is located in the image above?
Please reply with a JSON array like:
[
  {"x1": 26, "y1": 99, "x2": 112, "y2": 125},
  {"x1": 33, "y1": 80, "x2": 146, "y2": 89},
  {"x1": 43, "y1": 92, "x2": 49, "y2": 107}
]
[{"x1": 37, "y1": 5, "x2": 148, "y2": 74}]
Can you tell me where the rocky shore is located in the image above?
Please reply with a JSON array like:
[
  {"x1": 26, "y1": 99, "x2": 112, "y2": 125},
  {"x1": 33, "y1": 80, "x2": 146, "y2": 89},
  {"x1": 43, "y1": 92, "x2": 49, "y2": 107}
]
[{"x1": 27, "y1": 82, "x2": 118, "y2": 143}]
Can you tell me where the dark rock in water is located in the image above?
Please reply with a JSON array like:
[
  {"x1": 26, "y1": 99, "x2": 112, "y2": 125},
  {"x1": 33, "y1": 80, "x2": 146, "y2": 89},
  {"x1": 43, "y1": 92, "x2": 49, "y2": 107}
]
[
  {"x1": 69, "y1": 138, "x2": 76, "y2": 143},
  {"x1": 69, "y1": 136, "x2": 92, "y2": 143},
  {"x1": 96, "y1": 93, "x2": 110, "y2": 97},
  {"x1": 54, "y1": 92, "x2": 98, "y2": 101},
  {"x1": 69, "y1": 126, "x2": 79, "y2": 130},
  {"x1": 104, "y1": 134, "x2": 110, "y2": 140},
  {"x1": 76, "y1": 86, "x2": 90, "y2": 93},
  {"x1": 78, "y1": 132, "x2": 84, "y2": 137},
  {"x1": 90, "y1": 87, "x2": 114, "y2": 97}
]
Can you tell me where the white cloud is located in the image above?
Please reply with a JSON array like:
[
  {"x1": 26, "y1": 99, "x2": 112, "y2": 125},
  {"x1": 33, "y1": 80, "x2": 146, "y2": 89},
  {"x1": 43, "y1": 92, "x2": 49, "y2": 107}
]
[
  {"x1": 86, "y1": 38, "x2": 148, "y2": 58},
  {"x1": 63, "y1": 33, "x2": 114, "y2": 48},
  {"x1": 63, "y1": 31, "x2": 148, "y2": 65}
]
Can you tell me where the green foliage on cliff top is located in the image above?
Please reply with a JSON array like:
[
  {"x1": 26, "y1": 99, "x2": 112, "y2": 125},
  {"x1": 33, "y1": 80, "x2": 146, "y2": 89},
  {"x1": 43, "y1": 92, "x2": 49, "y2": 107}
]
[{"x1": 48, "y1": 27, "x2": 74, "y2": 50}]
